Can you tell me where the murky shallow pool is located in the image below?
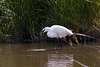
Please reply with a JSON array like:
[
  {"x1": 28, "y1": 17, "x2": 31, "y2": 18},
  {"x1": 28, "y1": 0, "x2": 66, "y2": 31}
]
[{"x1": 0, "y1": 42, "x2": 100, "y2": 67}]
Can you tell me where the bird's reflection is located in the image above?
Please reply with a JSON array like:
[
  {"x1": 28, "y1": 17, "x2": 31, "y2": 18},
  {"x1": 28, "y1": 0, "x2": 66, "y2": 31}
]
[{"x1": 47, "y1": 54, "x2": 73, "y2": 67}]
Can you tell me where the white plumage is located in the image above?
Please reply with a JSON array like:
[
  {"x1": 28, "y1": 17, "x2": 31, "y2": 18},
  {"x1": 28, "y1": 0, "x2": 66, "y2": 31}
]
[
  {"x1": 41, "y1": 25, "x2": 95, "y2": 48},
  {"x1": 42, "y1": 25, "x2": 73, "y2": 38}
]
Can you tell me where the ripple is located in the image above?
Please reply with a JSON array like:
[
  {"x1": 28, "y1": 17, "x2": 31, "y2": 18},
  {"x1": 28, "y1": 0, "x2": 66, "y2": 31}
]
[{"x1": 27, "y1": 49, "x2": 46, "y2": 52}]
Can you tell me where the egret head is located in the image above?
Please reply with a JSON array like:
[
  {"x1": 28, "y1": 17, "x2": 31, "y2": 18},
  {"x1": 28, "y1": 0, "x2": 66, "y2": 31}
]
[
  {"x1": 42, "y1": 27, "x2": 50, "y2": 33},
  {"x1": 40, "y1": 27, "x2": 50, "y2": 36}
]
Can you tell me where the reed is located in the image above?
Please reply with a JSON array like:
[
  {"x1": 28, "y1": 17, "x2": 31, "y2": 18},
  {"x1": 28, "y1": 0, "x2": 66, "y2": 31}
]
[
  {"x1": 47, "y1": 0, "x2": 100, "y2": 33},
  {"x1": 0, "y1": 0, "x2": 100, "y2": 42}
]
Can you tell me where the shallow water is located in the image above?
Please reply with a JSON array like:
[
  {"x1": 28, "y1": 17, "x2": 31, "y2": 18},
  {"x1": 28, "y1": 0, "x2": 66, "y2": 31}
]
[{"x1": 0, "y1": 42, "x2": 100, "y2": 67}]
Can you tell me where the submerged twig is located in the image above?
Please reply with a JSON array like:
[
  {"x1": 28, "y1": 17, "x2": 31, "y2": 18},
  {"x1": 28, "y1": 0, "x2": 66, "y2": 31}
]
[{"x1": 64, "y1": 55, "x2": 88, "y2": 67}]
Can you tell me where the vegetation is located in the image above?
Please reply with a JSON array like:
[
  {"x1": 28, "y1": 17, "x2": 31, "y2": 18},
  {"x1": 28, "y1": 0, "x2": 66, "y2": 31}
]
[{"x1": 0, "y1": 0, "x2": 100, "y2": 42}]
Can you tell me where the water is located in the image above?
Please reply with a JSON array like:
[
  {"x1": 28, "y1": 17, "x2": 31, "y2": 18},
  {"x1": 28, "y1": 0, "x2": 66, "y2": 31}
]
[{"x1": 0, "y1": 42, "x2": 100, "y2": 67}]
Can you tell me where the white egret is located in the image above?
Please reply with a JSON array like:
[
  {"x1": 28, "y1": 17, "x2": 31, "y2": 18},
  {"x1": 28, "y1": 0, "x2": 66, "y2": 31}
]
[{"x1": 41, "y1": 25, "x2": 95, "y2": 47}]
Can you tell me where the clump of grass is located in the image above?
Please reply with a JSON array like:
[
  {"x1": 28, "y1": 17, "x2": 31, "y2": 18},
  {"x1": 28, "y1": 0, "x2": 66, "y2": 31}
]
[
  {"x1": 46, "y1": 0, "x2": 100, "y2": 33},
  {"x1": 0, "y1": 0, "x2": 50, "y2": 42},
  {"x1": 0, "y1": 0, "x2": 100, "y2": 42}
]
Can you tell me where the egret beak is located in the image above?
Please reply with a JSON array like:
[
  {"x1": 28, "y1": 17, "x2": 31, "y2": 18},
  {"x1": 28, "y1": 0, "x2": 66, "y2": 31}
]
[
  {"x1": 40, "y1": 31, "x2": 43, "y2": 36},
  {"x1": 40, "y1": 30, "x2": 44, "y2": 36}
]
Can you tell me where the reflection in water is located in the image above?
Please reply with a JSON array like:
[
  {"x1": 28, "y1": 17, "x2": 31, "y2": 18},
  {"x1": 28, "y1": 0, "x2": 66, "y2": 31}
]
[
  {"x1": 0, "y1": 42, "x2": 100, "y2": 67},
  {"x1": 47, "y1": 54, "x2": 73, "y2": 67},
  {"x1": 28, "y1": 49, "x2": 46, "y2": 52}
]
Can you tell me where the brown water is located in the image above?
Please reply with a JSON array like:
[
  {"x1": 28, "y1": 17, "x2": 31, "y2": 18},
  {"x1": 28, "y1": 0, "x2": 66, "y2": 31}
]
[{"x1": 0, "y1": 42, "x2": 100, "y2": 67}]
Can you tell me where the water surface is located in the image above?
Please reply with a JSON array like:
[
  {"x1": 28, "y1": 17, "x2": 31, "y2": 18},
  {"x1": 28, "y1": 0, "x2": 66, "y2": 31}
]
[{"x1": 0, "y1": 42, "x2": 100, "y2": 67}]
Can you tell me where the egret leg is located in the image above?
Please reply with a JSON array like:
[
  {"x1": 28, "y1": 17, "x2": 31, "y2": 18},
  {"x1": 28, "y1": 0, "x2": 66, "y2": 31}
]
[
  {"x1": 57, "y1": 38, "x2": 63, "y2": 48},
  {"x1": 57, "y1": 38, "x2": 60, "y2": 48}
]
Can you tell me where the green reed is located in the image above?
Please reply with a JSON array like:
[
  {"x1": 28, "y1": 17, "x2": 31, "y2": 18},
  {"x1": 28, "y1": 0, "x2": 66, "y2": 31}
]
[{"x1": 0, "y1": 0, "x2": 100, "y2": 42}]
